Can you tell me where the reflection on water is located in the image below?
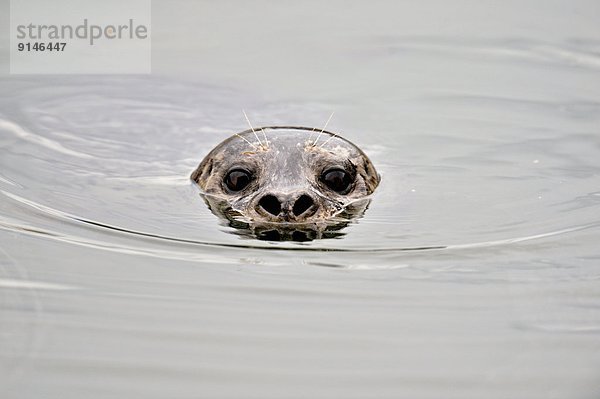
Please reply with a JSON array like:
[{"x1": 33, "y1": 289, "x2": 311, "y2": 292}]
[{"x1": 2, "y1": 1, "x2": 600, "y2": 398}]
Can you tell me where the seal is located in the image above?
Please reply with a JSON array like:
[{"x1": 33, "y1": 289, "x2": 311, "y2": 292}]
[{"x1": 191, "y1": 126, "x2": 380, "y2": 241}]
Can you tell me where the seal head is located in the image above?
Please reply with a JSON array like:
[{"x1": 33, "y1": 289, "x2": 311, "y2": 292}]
[{"x1": 191, "y1": 126, "x2": 380, "y2": 241}]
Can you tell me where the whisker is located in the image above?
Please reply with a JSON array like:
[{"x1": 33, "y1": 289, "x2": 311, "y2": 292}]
[
  {"x1": 329, "y1": 195, "x2": 373, "y2": 218},
  {"x1": 260, "y1": 127, "x2": 269, "y2": 148},
  {"x1": 312, "y1": 111, "x2": 334, "y2": 146},
  {"x1": 242, "y1": 109, "x2": 263, "y2": 147},
  {"x1": 235, "y1": 133, "x2": 258, "y2": 149},
  {"x1": 319, "y1": 131, "x2": 340, "y2": 147},
  {"x1": 307, "y1": 126, "x2": 318, "y2": 142}
]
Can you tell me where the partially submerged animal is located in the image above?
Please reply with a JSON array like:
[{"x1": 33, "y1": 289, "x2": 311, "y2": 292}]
[{"x1": 191, "y1": 126, "x2": 380, "y2": 241}]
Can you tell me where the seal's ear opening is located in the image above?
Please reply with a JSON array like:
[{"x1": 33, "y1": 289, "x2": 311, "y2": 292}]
[
  {"x1": 359, "y1": 157, "x2": 381, "y2": 195},
  {"x1": 191, "y1": 158, "x2": 213, "y2": 188}
]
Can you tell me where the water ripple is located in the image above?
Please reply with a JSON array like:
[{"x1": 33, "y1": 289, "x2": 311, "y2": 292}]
[{"x1": 1, "y1": 189, "x2": 598, "y2": 260}]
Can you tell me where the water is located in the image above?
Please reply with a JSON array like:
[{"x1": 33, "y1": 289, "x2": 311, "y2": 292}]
[{"x1": 1, "y1": 1, "x2": 600, "y2": 398}]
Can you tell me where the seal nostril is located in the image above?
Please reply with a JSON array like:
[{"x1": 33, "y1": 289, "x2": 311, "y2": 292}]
[
  {"x1": 258, "y1": 194, "x2": 282, "y2": 216},
  {"x1": 293, "y1": 194, "x2": 314, "y2": 216}
]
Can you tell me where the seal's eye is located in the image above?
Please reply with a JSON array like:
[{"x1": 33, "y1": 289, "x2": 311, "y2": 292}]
[
  {"x1": 224, "y1": 169, "x2": 252, "y2": 192},
  {"x1": 321, "y1": 168, "x2": 353, "y2": 194}
]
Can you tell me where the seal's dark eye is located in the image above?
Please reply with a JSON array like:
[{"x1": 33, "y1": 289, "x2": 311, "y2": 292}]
[
  {"x1": 321, "y1": 168, "x2": 353, "y2": 194},
  {"x1": 224, "y1": 169, "x2": 252, "y2": 192}
]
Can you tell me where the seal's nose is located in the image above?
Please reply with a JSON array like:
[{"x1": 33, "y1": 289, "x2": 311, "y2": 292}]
[
  {"x1": 257, "y1": 192, "x2": 317, "y2": 220},
  {"x1": 292, "y1": 194, "x2": 315, "y2": 217},
  {"x1": 258, "y1": 194, "x2": 282, "y2": 216}
]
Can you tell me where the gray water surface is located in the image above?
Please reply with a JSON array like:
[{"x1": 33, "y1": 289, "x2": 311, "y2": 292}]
[{"x1": 1, "y1": 1, "x2": 600, "y2": 398}]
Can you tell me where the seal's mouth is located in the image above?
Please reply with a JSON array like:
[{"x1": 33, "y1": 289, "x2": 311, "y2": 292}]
[
  {"x1": 206, "y1": 197, "x2": 373, "y2": 242},
  {"x1": 197, "y1": 192, "x2": 372, "y2": 242}
]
